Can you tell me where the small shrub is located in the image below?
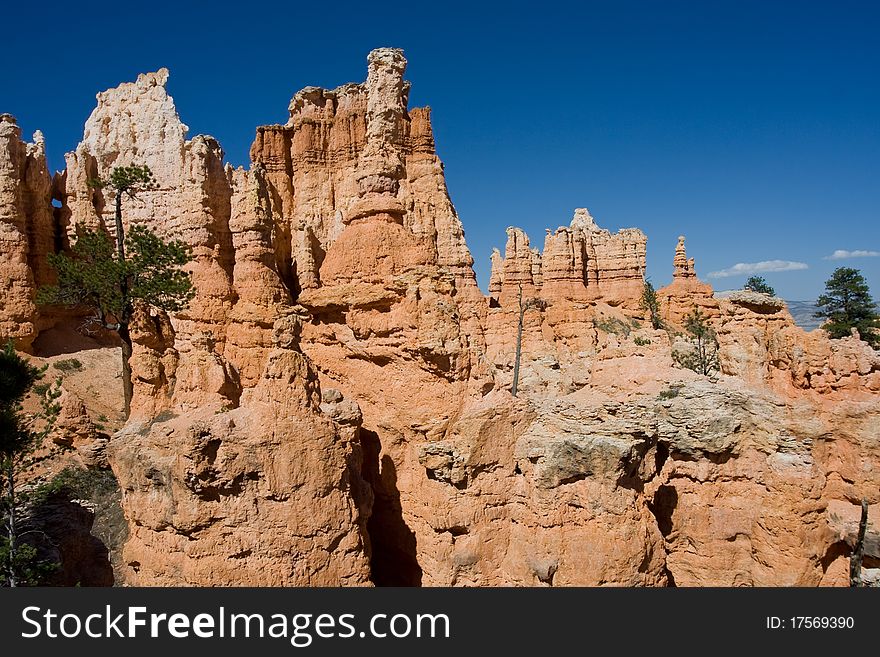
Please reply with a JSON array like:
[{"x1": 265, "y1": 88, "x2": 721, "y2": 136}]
[
  {"x1": 658, "y1": 385, "x2": 683, "y2": 400},
  {"x1": 153, "y1": 409, "x2": 177, "y2": 423},
  {"x1": 672, "y1": 308, "x2": 720, "y2": 377},
  {"x1": 634, "y1": 336, "x2": 651, "y2": 346},
  {"x1": 53, "y1": 358, "x2": 83, "y2": 372},
  {"x1": 33, "y1": 466, "x2": 118, "y2": 504},
  {"x1": 595, "y1": 316, "x2": 632, "y2": 337}
]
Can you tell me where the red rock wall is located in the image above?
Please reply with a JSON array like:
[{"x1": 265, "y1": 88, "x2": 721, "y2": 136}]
[{"x1": 0, "y1": 115, "x2": 55, "y2": 349}]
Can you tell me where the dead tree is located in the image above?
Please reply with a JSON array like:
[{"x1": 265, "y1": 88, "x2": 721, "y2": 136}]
[
  {"x1": 850, "y1": 498, "x2": 869, "y2": 587},
  {"x1": 511, "y1": 285, "x2": 545, "y2": 397}
]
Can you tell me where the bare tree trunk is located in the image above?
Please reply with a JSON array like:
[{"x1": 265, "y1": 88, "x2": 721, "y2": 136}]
[
  {"x1": 4, "y1": 461, "x2": 17, "y2": 587},
  {"x1": 118, "y1": 322, "x2": 133, "y2": 419},
  {"x1": 114, "y1": 192, "x2": 126, "y2": 263},
  {"x1": 512, "y1": 286, "x2": 524, "y2": 397},
  {"x1": 114, "y1": 191, "x2": 132, "y2": 419},
  {"x1": 850, "y1": 498, "x2": 869, "y2": 587}
]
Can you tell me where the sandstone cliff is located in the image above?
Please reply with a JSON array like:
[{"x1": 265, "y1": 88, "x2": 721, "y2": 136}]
[
  {"x1": 2, "y1": 49, "x2": 878, "y2": 586},
  {"x1": 488, "y1": 208, "x2": 647, "y2": 310},
  {"x1": 0, "y1": 114, "x2": 55, "y2": 350}
]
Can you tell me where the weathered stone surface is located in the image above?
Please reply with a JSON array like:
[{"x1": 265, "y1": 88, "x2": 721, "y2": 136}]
[
  {"x1": 724, "y1": 289, "x2": 785, "y2": 310},
  {"x1": 107, "y1": 321, "x2": 373, "y2": 586},
  {"x1": 51, "y1": 387, "x2": 99, "y2": 448},
  {"x1": 0, "y1": 114, "x2": 55, "y2": 350},
  {"x1": 401, "y1": 391, "x2": 667, "y2": 586},
  {"x1": 490, "y1": 209, "x2": 647, "y2": 310}
]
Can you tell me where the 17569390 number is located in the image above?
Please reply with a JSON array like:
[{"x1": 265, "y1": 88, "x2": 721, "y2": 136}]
[{"x1": 766, "y1": 617, "x2": 855, "y2": 630}]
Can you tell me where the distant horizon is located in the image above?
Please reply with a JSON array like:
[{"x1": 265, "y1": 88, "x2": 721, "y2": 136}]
[{"x1": 3, "y1": 0, "x2": 877, "y2": 301}]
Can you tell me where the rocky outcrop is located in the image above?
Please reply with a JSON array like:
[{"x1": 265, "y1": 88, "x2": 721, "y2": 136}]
[
  {"x1": 672, "y1": 234, "x2": 695, "y2": 279},
  {"x1": 657, "y1": 235, "x2": 719, "y2": 327},
  {"x1": 51, "y1": 387, "x2": 100, "y2": 448},
  {"x1": 61, "y1": 69, "x2": 240, "y2": 417},
  {"x1": 0, "y1": 114, "x2": 55, "y2": 350},
  {"x1": 397, "y1": 372, "x2": 880, "y2": 586},
  {"x1": 723, "y1": 289, "x2": 785, "y2": 310},
  {"x1": 489, "y1": 209, "x2": 647, "y2": 310},
  {"x1": 107, "y1": 317, "x2": 373, "y2": 585},
  {"x1": 718, "y1": 292, "x2": 880, "y2": 396},
  {"x1": 646, "y1": 383, "x2": 878, "y2": 586},
  {"x1": 407, "y1": 391, "x2": 668, "y2": 585}
]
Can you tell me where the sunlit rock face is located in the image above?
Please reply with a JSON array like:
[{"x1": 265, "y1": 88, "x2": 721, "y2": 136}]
[
  {"x1": 488, "y1": 209, "x2": 648, "y2": 310},
  {"x1": 0, "y1": 114, "x2": 54, "y2": 350}
]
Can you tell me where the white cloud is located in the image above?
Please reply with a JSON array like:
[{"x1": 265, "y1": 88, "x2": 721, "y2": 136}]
[
  {"x1": 823, "y1": 249, "x2": 880, "y2": 260},
  {"x1": 707, "y1": 260, "x2": 808, "y2": 279}
]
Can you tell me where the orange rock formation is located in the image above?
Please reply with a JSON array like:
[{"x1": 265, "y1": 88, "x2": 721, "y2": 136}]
[
  {"x1": 1, "y1": 49, "x2": 878, "y2": 586},
  {"x1": 657, "y1": 235, "x2": 718, "y2": 326}
]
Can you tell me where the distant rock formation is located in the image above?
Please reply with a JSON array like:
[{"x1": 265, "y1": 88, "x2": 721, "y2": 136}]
[
  {"x1": 672, "y1": 235, "x2": 695, "y2": 278},
  {"x1": 488, "y1": 209, "x2": 647, "y2": 310}
]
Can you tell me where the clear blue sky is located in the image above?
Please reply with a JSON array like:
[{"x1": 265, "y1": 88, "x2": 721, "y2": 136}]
[{"x1": 3, "y1": 0, "x2": 878, "y2": 301}]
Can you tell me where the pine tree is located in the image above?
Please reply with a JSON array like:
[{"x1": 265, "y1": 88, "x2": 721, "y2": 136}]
[
  {"x1": 743, "y1": 276, "x2": 775, "y2": 296},
  {"x1": 673, "y1": 308, "x2": 720, "y2": 377},
  {"x1": 0, "y1": 342, "x2": 61, "y2": 586},
  {"x1": 815, "y1": 267, "x2": 879, "y2": 348},
  {"x1": 641, "y1": 279, "x2": 663, "y2": 329},
  {"x1": 38, "y1": 165, "x2": 194, "y2": 416}
]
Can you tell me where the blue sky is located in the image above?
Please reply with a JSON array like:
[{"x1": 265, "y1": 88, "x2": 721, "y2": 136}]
[{"x1": 2, "y1": 0, "x2": 878, "y2": 300}]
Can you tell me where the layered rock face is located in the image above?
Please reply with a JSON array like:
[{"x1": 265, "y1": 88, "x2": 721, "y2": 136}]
[
  {"x1": 250, "y1": 48, "x2": 478, "y2": 298},
  {"x1": 2, "y1": 49, "x2": 879, "y2": 587},
  {"x1": 0, "y1": 114, "x2": 55, "y2": 349},
  {"x1": 488, "y1": 208, "x2": 647, "y2": 309}
]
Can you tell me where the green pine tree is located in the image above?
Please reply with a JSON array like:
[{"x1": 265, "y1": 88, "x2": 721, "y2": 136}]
[
  {"x1": 38, "y1": 165, "x2": 195, "y2": 417},
  {"x1": 814, "y1": 267, "x2": 879, "y2": 348},
  {"x1": 743, "y1": 276, "x2": 775, "y2": 296},
  {"x1": 641, "y1": 279, "x2": 663, "y2": 329},
  {"x1": 673, "y1": 308, "x2": 720, "y2": 377}
]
